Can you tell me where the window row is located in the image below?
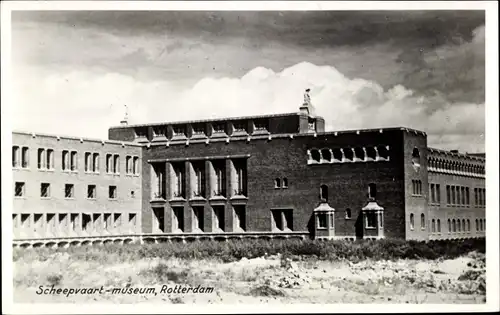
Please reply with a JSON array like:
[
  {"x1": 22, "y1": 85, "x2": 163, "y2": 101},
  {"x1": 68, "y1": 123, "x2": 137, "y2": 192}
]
[
  {"x1": 151, "y1": 158, "x2": 247, "y2": 200},
  {"x1": 12, "y1": 146, "x2": 139, "y2": 175},
  {"x1": 12, "y1": 212, "x2": 138, "y2": 237},
  {"x1": 14, "y1": 182, "x2": 127, "y2": 200},
  {"x1": 427, "y1": 157, "x2": 485, "y2": 176},
  {"x1": 140, "y1": 119, "x2": 272, "y2": 142},
  {"x1": 307, "y1": 146, "x2": 390, "y2": 165},
  {"x1": 12, "y1": 146, "x2": 29, "y2": 168},
  {"x1": 412, "y1": 180, "x2": 423, "y2": 196},
  {"x1": 445, "y1": 185, "x2": 471, "y2": 206},
  {"x1": 152, "y1": 205, "x2": 246, "y2": 233},
  {"x1": 274, "y1": 178, "x2": 289, "y2": 189},
  {"x1": 409, "y1": 213, "x2": 426, "y2": 230},
  {"x1": 474, "y1": 188, "x2": 486, "y2": 207},
  {"x1": 429, "y1": 183, "x2": 441, "y2": 204},
  {"x1": 446, "y1": 218, "x2": 485, "y2": 233}
]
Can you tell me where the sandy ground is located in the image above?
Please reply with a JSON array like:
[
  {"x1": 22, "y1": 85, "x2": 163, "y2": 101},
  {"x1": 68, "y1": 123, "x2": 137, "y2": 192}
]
[{"x1": 13, "y1": 251, "x2": 485, "y2": 304}]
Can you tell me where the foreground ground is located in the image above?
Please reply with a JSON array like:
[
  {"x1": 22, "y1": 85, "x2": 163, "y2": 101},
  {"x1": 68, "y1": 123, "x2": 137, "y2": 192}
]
[{"x1": 13, "y1": 246, "x2": 485, "y2": 304}]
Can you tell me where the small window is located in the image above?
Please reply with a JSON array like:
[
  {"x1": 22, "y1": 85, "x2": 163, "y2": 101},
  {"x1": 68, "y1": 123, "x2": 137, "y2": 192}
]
[
  {"x1": 274, "y1": 178, "x2": 281, "y2": 188},
  {"x1": 113, "y1": 155, "x2": 120, "y2": 174},
  {"x1": 126, "y1": 156, "x2": 132, "y2": 174},
  {"x1": 452, "y1": 219, "x2": 456, "y2": 232},
  {"x1": 345, "y1": 208, "x2": 352, "y2": 219},
  {"x1": 87, "y1": 185, "x2": 96, "y2": 199},
  {"x1": 212, "y1": 122, "x2": 226, "y2": 134},
  {"x1": 321, "y1": 149, "x2": 332, "y2": 162},
  {"x1": 421, "y1": 213, "x2": 426, "y2": 229},
  {"x1": 133, "y1": 157, "x2": 139, "y2": 174},
  {"x1": 410, "y1": 213, "x2": 414, "y2": 230},
  {"x1": 317, "y1": 213, "x2": 327, "y2": 228},
  {"x1": 106, "y1": 154, "x2": 112, "y2": 173},
  {"x1": 431, "y1": 219, "x2": 436, "y2": 233},
  {"x1": 14, "y1": 182, "x2": 25, "y2": 197},
  {"x1": 320, "y1": 185, "x2": 328, "y2": 201},
  {"x1": 447, "y1": 219, "x2": 451, "y2": 233},
  {"x1": 109, "y1": 186, "x2": 117, "y2": 199},
  {"x1": 92, "y1": 153, "x2": 99, "y2": 172},
  {"x1": 437, "y1": 219, "x2": 441, "y2": 233},
  {"x1": 412, "y1": 148, "x2": 421, "y2": 167},
  {"x1": 310, "y1": 149, "x2": 321, "y2": 163},
  {"x1": 85, "y1": 152, "x2": 91, "y2": 172},
  {"x1": 131, "y1": 190, "x2": 135, "y2": 198},
  {"x1": 172, "y1": 125, "x2": 186, "y2": 136},
  {"x1": 366, "y1": 212, "x2": 376, "y2": 228},
  {"x1": 12, "y1": 146, "x2": 20, "y2": 167},
  {"x1": 37, "y1": 148, "x2": 45, "y2": 169},
  {"x1": 62, "y1": 150, "x2": 69, "y2": 171},
  {"x1": 282, "y1": 178, "x2": 288, "y2": 188},
  {"x1": 65, "y1": 184, "x2": 74, "y2": 198},
  {"x1": 41, "y1": 183, "x2": 50, "y2": 198},
  {"x1": 232, "y1": 121, "x2": 247, "y2": 133}
]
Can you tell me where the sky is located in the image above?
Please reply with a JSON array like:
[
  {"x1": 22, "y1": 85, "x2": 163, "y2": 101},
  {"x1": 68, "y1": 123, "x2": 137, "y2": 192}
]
[{"x1": 11, "y1": 10, "x2": 486, "y2": 152}]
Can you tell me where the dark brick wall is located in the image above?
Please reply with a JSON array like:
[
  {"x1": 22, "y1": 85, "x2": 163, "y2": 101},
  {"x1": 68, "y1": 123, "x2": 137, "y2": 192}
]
[
  {"x1": 109, "y1": 127, "x2": 136, "y2": 142},
  {"x1": 402, "y1": 131, "x2": 429, "y2": 241},
  {"x1": 138, "y1": 129, "x2": 408, "y2": 239}
]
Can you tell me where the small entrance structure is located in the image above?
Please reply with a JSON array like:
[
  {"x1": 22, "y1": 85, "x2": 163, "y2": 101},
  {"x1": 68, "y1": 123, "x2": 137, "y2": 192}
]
[
  {"x1": 361, "y1": 198, "x2": 384, "y2": 239},
  {"x1": 313, "y1": 199, "x2": 335, "y2": 240}
]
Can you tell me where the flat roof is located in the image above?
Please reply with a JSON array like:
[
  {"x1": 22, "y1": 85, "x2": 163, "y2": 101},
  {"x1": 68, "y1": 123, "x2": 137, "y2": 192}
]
[
  {"x1": 109, "y1": 112, "x2": 309, "y2": 129},
  {"x1": 12, "y1": 130, "x2": 143, "y2": 147}
]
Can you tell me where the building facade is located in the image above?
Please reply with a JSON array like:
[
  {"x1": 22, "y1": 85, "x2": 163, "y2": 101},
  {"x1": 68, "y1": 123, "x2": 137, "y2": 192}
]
[{"x1": 11, "y1": 107, "x2": 486, "y2": 246}]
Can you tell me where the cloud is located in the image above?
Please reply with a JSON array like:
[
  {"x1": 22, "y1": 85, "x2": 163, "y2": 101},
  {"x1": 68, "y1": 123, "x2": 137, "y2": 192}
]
[{"x1": 12, "y1": 62, "x2": 485, "y2": 152}]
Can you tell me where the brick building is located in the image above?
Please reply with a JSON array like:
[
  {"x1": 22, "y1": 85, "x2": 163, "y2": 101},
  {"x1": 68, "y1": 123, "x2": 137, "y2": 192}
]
[{"x1": 11, "y1": 103, "x2": 486, "y2": 246}]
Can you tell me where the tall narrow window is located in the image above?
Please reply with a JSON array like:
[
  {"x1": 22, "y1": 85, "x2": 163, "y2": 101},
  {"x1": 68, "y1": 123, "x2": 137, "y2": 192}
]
[
  {"x1": 411, "y1": 148, "x2": 420, "y2": 167},
  {"x1": 452, "y1": 219, "x2": 456, "y2": 232},
  {"x1": 368, "y1": 183, "x2": 377, "y2": 199},
  {"x1": 70, "y1": 151, "x2": 77, "y2": 171},
  {"x1": 448, "y1": 219, "x2": 451, "y2": 233},
  {"x1": 436, "y1": 184, "x2": 441, "y2": 203},
  {"x1": 133, "y1": 157, "x2": 139, "y2": 174},
  {"x1": 465, "y1": 187, "x2": 470, "y2": 205},
  {"x1": 320, "y1": 185, "x2": 328, "y2": 201},
  {"x1": 106, "y1": 154, "x2": 112, "y2": 173},
  {"x1": 410, "y1": 213, "x2": 414, "y2": 230},
  {"x1": 62, "y1": 150, "x2": 69, "y2": 170},
  {"x1": 437, "y1": 219, "x2": 441, "y2": 233},
  {"x1": 12, "y1": 146, "x2": 20, "y2": 167},
  {"x1": 421, "y1": 213, "x2": 426, "y2": 229},
  {"x1": 46, "y1": 149, "x2": 54, "y2": 170},
  {"x1": 85, "y1": 152, "x2": 91, "y2": 172},
  {"x1": 282, "y1": 178, "x2": 288, "y2": 188},
  {"x1": 113, "y1": 154, "x2": 120, "y2": 174},
  {"x1": 274, "y1": 178, "x2": 281, "y2": 188},
  {"x1": 192, "y1": 162, "x2": 205, "y2": 198},
  {"x1": 37, "y1": 148, "x2": 45, "y2": 169},
  {"x1": 92, "y1": 153, "x2": 99, "y2": 172},
  {"x1": 431, "y1": 219, "x2": 436, "y2": 233},
  {"x1": 126, "y1": 156, "x2": 132, "y2": 174},
  {"x1": 21, "y1": 147, "x2": 29, "y2": 168},
  {"x1": 109, "y1": 186, "x2": 117, "y2": 199},
  {"x1": 446, "y1": 185, "x2": 451, "y2": 205},
  {"x1": 345, "y1": 208, "x2": 352, "y2": 219}
]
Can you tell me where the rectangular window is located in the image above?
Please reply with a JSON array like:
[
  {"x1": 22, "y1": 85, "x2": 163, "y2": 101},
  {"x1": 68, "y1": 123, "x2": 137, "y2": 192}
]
[
  {"x1": 191, "y1": 124, "x2": 205, "y2": 136},
  {"x1": 430, "y1": 184, "x2": 435, "y2": 203},
  {"x1": 233, "y1": 205, "x2": 246, "y2": 231},
  {"x1": 152, "y1": 163, "x2": 166, "y2": 199},
  {"x1": 109, "y1": 186, "x2": 117, "y2": 199},
  {"x1": 446, "y1": 185, "x2": 451, "y2": 205},
  {"x1": 85, "y1": 152, "x2": 91, "y2": 172},
  {"x1": 65, "y1": 184, "x2": 74, "y2": 198},
  {"x1": 212, "y1": 122, "x2": 225, "y2": 134},
  {"x1": 192, "y1": 162, "x2": 205, "y2": 198},
  {"x1": 21, "y1": 147, "x2": 29, "y2": 168},
  {"x1": 317, "y1": 213, "x2": 327, "y2": 228},
  {"x1": 192, "y1": 206, "x2": 204, "y2": 232},
  {"x1": 212, "y1": 161, "x2": 226, "y2": 197},
  {"x1": 271, "y1": 209, "x2": 293, "y2": 231},
  {"x1": 62, "y1": 150, "x2": 69, "y2": 170},
  {"x1": 465, "y1": 187, "x2": 470, "y2": 205},
  {"x1": 70, "y1": 151, "x2": 77, "y2": 171},
  {"x1": 152, "y1": 208, "x2": 165, "y2": 233},
  {"x1": 87, "y1": 185, "x2": 96, "y2": 199},
  {"x1": 461, "y1": 187, "x2": 466, "y2": 205},
  {"x1": 126, "y1": 156, "x2": 132, "y2": 174},
  {"x1": 128, "y1": 213, "x2": 137, "y2": 231},
  {"x1": 92, "y1": 153, "x2": 99, "y2": 172},
  {"x1": 106, "y1": 154, "x2": 112, "y2": 173},
  {"x1": 474, "y1": 188, "x2": 478, "y2": 206},
  {"x1": 232, "y1": 121, "x2": 247, "y2": 133},
  {"x1": 133, "y1": 157, "x2": 139, "y2": 174},
  {"x1": 82, "y1": 214, "x2": 92, "y2": 232},
  {"x1": 233, "y1": 159, "x2": 246, "y2": 196},
  {"x1": 212, "y1": 206, "x2": 225, "y2": 231},
  {"x1": 456, "y1": 186, "x2": 461, "y2": 206},
  {"x1": 12, "y1": 146, "x2": 20, "y2": 167},
  {"x1": 14, "y1": 182, "x2": 25, "y2": 197},
  {"x1": 172, "y1": 207, "x2": 184, "y2": 232},
  {"x1": 37, "y1": 148, "x2": 45, "y2": 169},
  {"x1": 46, "y1": 149, "x2": 54, "y2": 170},
  {"x1": 113, "y1": 155, "x2": 120, "y2": 174},
  {"x1": 436, "y1": 184, "x2": 441, "y2": 203},
  {"x1": 451, "y1": 186, "x2": 456, "y2": 205},
  {"x1": 412, "y1": 180, "x2": 422, "y2": 196},
  {"x1": 366, "y1": 212, "x2": 376, "y2": 228},
  {"x1": 40, "y1": 183, "x2": 50, "y2": 198}
]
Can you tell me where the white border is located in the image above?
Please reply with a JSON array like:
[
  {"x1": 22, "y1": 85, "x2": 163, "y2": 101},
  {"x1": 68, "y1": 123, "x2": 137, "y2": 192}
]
[{"x1": 2, "y1": 1, "x2": 499, "y2": 314}]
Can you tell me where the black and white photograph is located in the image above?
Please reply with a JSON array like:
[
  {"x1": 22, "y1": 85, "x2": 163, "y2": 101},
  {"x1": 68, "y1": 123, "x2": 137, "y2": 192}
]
[{"x1": 2, "y1": 1, "x2": 498, "y2": 313}]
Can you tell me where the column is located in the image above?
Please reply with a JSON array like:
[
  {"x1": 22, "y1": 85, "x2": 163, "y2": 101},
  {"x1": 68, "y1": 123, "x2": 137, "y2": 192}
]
[
  {"x1": 225, "y1": 159, "x2": 232, "y2": 198},
  {"x1": 185, "y1": 161, "x2": 191, "y2": 200}
]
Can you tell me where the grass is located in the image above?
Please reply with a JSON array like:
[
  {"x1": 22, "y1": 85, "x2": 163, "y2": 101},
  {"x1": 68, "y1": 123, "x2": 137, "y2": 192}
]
[{"x1": 13, "y1": 238, "x2": 485, "y2": 264}]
